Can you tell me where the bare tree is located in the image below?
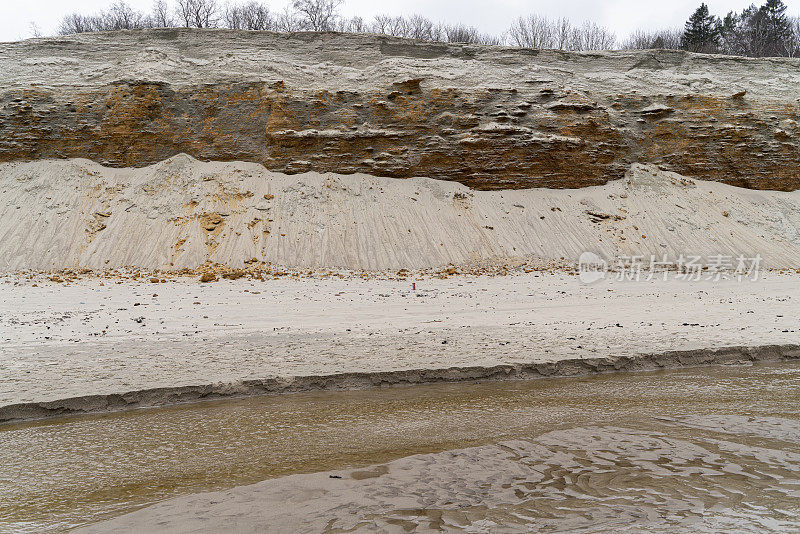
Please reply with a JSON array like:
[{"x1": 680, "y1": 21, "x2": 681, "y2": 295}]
[
  {"x1": 275, "y1": 5, "x2": 304, "y2": 31},
  {"x1": 102, "y1": 1, "x2": 145, "y2": 30},
  {"x1": 176, "y1": 0, "x2": 219, "y2": 28},
  {"x1": 150, "y1": 0, "x2": 175, "y2": 27},
  {"x1": 571, "y1": 21, "x2": 616, "y2": 50},
  {"x1": 508, "y1": 15, "x2": 555, "y2": 48},
  {"x1": 58, "y1": 13, "x2": 100, "y2": 34},
  {"x1": 508, "y1": 14, "x2": 615, "y2": 50},
  {"x1": 553, "y1": 18, "x2": 572, "y2": 49},
  {"x1": 337, "y1": 16, "x2": 367, "y2": 33},
  {"x1": 224, "y1": 1, "x2": 273, "y2": 30},
  {"x1": 371, "y1": 14, "x2": 396, "y2": 35},
  {"x1": 223, "y1": 1, "x2": 243, "y2": 29},
  {"x1": 443, "y1": 23, "x2": 475, "y2": 43},
  {"x1": 292, "y1": 0, "x2": 342, "y2": 31},
  {"x1": 405, "y1": 14, "x2": 439, "y2": 41},
  {"x1": 373, "y1": 15, "x2": 408, "y2": 37},
  {"x1": 243, "y1": 1, "x2": 273, "y2": 30},
  {"x1": 788, "y1": 16, "x2": 800, "y2": 57},
  {"x1": 776, "y1": 15, "x2": 800, "y2": 56},
  {"x1": 176, "y1": 0, "x2": 192, "y2": 27}
]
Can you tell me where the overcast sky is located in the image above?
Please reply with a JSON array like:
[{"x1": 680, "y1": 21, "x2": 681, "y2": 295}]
[{"x1": 3, "y1": 0, "x2": 799, "y2": 42}]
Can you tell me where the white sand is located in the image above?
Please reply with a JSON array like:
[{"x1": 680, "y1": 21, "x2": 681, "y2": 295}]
[
  {"x1": 1, "y1": 157, "x2": 799, "y2": 271},
  {"x1": 1, "y1": 271, "x2": 798, "y2": 406}
]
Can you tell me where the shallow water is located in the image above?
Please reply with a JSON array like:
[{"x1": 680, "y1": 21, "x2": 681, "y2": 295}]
[{"x1": 1, "y1": 362, "x2": 799, "y2": 532}]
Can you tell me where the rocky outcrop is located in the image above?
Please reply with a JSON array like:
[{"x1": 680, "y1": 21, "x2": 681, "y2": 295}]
[{"x1": 1, "y1": 29, "x2": 799, "y2": 190}]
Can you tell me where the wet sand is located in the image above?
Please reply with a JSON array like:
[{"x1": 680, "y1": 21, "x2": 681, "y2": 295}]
[
  {"x1": 2, "y1": 362, "x2": 798, "y2": 532},
  {"x1": 2, "y1": 271, "x2": 799, "y2": 421}
]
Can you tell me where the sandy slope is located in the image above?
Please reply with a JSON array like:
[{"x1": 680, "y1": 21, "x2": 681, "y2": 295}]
[{"x1": 1, "y1": 156, "x2": 799, "y2": 271}]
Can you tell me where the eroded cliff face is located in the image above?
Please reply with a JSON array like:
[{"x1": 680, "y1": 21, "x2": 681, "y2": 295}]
[{"x1": 1, "y1": 29, "x2": 799, "y2": 190}]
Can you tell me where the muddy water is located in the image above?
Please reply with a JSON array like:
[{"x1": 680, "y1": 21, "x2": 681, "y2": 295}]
[{"x1": 1, "y1": 362, "x2": 799, "y2": 533}]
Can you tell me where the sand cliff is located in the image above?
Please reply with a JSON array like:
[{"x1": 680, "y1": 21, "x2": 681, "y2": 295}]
[{"x1": 1, "y1": 29, "x2": 799, "y2": 190}]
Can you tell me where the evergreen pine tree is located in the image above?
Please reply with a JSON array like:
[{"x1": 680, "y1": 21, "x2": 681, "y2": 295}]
[
  {"x1": 681, "y1": 3, "x2": 721, "y2": 52},
  {"x1": 758, "y1": 0, "x2": 791, "y2": 55}
]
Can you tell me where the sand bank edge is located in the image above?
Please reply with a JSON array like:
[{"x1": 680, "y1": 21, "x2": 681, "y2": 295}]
[{"x1": 3, "y1": 344, "x2": 798, "y2": 423}]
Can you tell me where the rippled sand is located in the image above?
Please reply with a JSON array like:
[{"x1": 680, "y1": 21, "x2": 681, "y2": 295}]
[
  {"x1": 74, "y1": 420, "x2": 800, "y2": 533},
  {"x1": 3, "y1": 362, "x2": 799, "y2": 532}
]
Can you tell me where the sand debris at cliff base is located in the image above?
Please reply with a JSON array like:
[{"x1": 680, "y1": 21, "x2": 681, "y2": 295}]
[{"x1": 1, "y1": 156, "x2": 799, "y2": 272}]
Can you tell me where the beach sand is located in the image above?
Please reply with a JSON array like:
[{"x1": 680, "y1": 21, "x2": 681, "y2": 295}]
[{"x1": 2, "y1": 269, "x2": 798, "y2": 420}]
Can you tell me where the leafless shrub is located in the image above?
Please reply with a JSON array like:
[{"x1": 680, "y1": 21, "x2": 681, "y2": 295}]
[
  {"x1": 443, "y1": 23, "x2": 476, "y2": 43},
  {"x1": 621, "y1": 28, "x2": 683, "y2": 50},
  {"x1": 480, "y1": 33, "x2": 504, "y2": 46},
  {"x1": 442, "y1": 23, "x2": 500, "y2": 44}
]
